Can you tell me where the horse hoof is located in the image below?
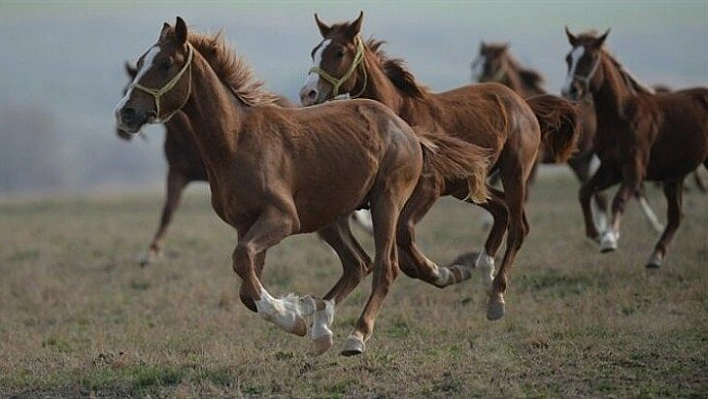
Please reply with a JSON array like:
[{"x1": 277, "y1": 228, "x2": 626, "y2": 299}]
[
  {"x1": 486, "y1": 294, "x2": 506, "y2": 321},
  {"x1": 340, "y1": 336, "x2": 365, "y2": 356},
  {"x1": 599, "y1": 232, "x2": 618, "y2": 253},
  {"x1": 311, "y1": 334, "x2": 333, "y2": 355},
  {"x1": 645, "y1": 253, "x2": 663, "y2": 269},
  {"x1": 139, "y1": 251, "x2": 162, "y2": 267}
]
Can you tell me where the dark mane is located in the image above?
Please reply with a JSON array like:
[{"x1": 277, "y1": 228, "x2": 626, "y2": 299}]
[
  {"x1": 603, "y1": 50, "x2": 655, "y2": 95},
  {"x1": 365, "y1": 38, "x2": 430, "y2": 99},
  {"x1": 518, "y1": 69, "x2": 545, "y2": 89},
  {"x1": 186, "y1": 30, "x2": 282, "y2": 106}
]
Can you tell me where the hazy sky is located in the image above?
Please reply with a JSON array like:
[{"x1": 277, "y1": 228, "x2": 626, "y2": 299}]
[{"x1": 0, "y1": 1, "x2": 706, "y2": 193}]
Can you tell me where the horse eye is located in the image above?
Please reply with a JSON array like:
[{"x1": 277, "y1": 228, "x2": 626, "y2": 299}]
[
  {"x1": 160, "y1": 58, "x2": 172, "y2": 71},
  {"x1": 335, "y1": 49, "x2": 345, "y2": 58}
]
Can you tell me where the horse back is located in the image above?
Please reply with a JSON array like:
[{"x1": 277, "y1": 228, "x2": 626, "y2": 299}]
[{"x1": 642, "y1": 87, "x2": 708, "y2": 179}]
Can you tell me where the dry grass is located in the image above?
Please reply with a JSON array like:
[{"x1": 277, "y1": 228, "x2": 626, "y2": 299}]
[{"x1": 0, "y1": 171, "x2": 706, "y2": 398}]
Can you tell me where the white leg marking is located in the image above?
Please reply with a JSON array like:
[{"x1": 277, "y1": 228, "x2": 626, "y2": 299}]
[
  {"x1": 591, "y1": 199, "x2": 608, "y2": 234},
  {"x1": 254, "y1": 289, "x2": 310, "y2": 335},
  {"x1": 434, "y1": 264, "x2": 452, "y2": 286},
  {"x1": 310, "y1": 299, "x2": 335, "y2": 342},
  {"x1": 600, "y1": 230, "x2": 618, "y2": 252},
  {"x1": 638, "y1": 196, "x2": 664, "y2": 233},
  {"x1": 475, "y1": 252, "x2": 495, "y2": 292}
]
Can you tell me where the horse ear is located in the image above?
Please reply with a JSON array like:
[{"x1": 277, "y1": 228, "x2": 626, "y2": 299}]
[
  {"x1": 596, "y1": 28, "x2": 610, "y2": 48},
  {"x1": 315, "y1": 13, "x2": 331, "y2": 37},
  {"x1": 160, "y1": 22, "x2": 171, "y2": 40},
  {"x1": 565, "y1": 26, "x2": 578, "y2": 46},
  {"x1": 124, "y1": 62, "x2": 137, "y2": 79},
  {"x1": 347, "y1": 11, "x2": 364, "y2": 38},
  {"x1": 175, "y1": 16, "x2": 188, "y2": 45}
]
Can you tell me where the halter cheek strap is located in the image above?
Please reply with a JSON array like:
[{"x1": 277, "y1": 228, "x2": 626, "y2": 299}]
[
  {"x1": 308, "y1": 36, "x2": 367, "y2": 100},
  {"x1": 132, "y1": 42, "x2": 194, "y2": 123}
]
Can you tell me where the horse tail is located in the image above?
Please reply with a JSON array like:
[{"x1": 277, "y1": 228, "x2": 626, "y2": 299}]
[
  {"x1": 525, "y1": 94, "x2": 580, "y2": 163},
  {"x1": 417, "y1": 131, "x2": 492, "y2": 204}
]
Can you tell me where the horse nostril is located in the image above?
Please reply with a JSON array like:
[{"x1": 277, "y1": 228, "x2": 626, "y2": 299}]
[
  {"x1": 121, "y1": 107, "x2": 136, "y2": 123},
  {"x1": 307, "y1": 90, "x2": 317, "y2": 101}
]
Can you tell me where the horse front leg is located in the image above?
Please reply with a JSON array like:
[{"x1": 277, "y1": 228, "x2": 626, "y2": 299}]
[
  {"x1": 601, "y1": 166, "x2": 644, "y2": 253},
  {"x1": 579, "y1": 163, "x2": 620, "y2": 243},
  {"x1": 233, "y1": 207, "x2": 315, "y2": 338},
  {"x1": 633, "y1": 183, "x2": 664, "y2": 233},
  {"x1": 141, "y1": 168, "x2": 189, "y2": 266},
  {"x1": 646, "y1": 179, "x2": 683, "y2": 268}
]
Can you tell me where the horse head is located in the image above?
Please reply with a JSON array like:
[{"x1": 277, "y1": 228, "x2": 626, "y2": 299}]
[
  {"x1": 472, "y1": 41, "x2": 510, "y2": 83},
  {"x1": 561, "y1": 27, "x2": 610, "y2": 100},
  {"x1": 115, "y1": 17, "x2": 193, "y2": 134},
  {"x1": 299, "y1": 11, "x2": 366, "y2": 105}
]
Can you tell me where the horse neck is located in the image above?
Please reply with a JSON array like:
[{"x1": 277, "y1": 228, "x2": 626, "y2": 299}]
[
  {"x1": 358, "y1": 50, "x2": 434, "y2": 125},
  {"x1": 591, "y1": 53, "x2": 636, "y2": 124},
  {"x1": 180, "y1": 53, "x2": 242, "y2": 160},
  {"x1": 357, "y1": 50, "x2": 406, "y2": 114}
]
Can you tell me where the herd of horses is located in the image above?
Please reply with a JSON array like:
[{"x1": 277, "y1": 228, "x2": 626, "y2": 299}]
[{"x1": 114, "y1": 13, "x2": 707, "y2": 356}]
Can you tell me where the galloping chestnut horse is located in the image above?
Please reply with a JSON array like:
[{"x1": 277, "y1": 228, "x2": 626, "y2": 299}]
[
  {"x1": 117, "y1": 65, "x2": 372, "y2": 266},
  {"x1": 115, "y1": 17, "x2": 490, "y2": 356},
  {"x1": 562, "y1": 28, "x2": 708, "y2": 267},
  {"x1": 300, "y1": 12, "x2": 580, "y2": 321},
  {"x1": 472, "y1": 42, "x2": 664, "y2": 234}
]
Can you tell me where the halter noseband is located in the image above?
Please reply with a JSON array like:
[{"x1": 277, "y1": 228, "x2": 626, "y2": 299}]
[
  {"x1": 132, "y1": 42, "x2": 194, "y2": 123},
  {"x1": 308, "y1": 36, "x2": 367, "y2": 100}
]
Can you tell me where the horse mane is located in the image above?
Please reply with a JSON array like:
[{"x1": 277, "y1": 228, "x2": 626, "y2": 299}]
[
  {"x1": 604, "y1": 51, "x2": 655, "y2": 95},
  {"x1": 365, "y1": 38, "x2": 431, "y2": 100},
  {"x1": 186, "y1": 30, "x2": 282, "y2": 106}
]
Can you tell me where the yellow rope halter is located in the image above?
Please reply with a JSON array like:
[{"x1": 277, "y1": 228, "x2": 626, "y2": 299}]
[
  {"x1": 132, "y1": 42, "x2": 194, "y2": 122},
  {"x1": 308, "y1": 36, "x2": 367, "y2": 100}
]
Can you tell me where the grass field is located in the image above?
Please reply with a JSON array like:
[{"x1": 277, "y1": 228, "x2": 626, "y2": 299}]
[{"x1": 1, "y1": 170, "x2": 706, "y2": 398}]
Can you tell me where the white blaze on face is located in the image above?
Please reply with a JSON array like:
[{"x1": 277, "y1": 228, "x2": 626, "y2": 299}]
[
  {"x1": 114, "y1": 45, "x2": 160, "y2": 114},
  {"x1": 471, "y1": 54, "x2": 487, "y2": 78},
  {"x1": 562, "y1": 46, "x2": 585, "y2": 94},
  {"x1": 302, "y1": 39, "x2": 331, "y2": 95}
]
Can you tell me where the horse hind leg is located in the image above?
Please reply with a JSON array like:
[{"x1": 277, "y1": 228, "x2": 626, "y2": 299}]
[
  {"x1": 311, "y1": 218, "x2": 372, "y2": 354},
  {"x1": 395, "y1": 176, "x2": 474, "y2": 288},
  {"x1": 647, "y1": 180, "x2": 683, "y2": 268},
  {"x1": 470, "y1": 188, "x2": 508, "y2": 294},
  {"x1": 342, "y1": 188, "x2": 410, "y2": 356},
  {"x1": 486, "y1": 174, "x2": 528, "y2": 321}
]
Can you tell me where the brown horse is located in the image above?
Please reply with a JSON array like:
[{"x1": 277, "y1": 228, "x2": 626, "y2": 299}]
[
  {"x1": 562, "y1": 28, "x2": 708, "y2": 267},
  {"x1": 472, "y1": 41, "x2": 665, "y2": 234},
  {"x1": 300, "y1": 12, "x2": 580, "y2": 321},
  {"x1": 117, "y1": 65, "x2": 374, "y2": 266},
  {"x1": 115, "y1": 17, "x2": 490, "y2": 356}
]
